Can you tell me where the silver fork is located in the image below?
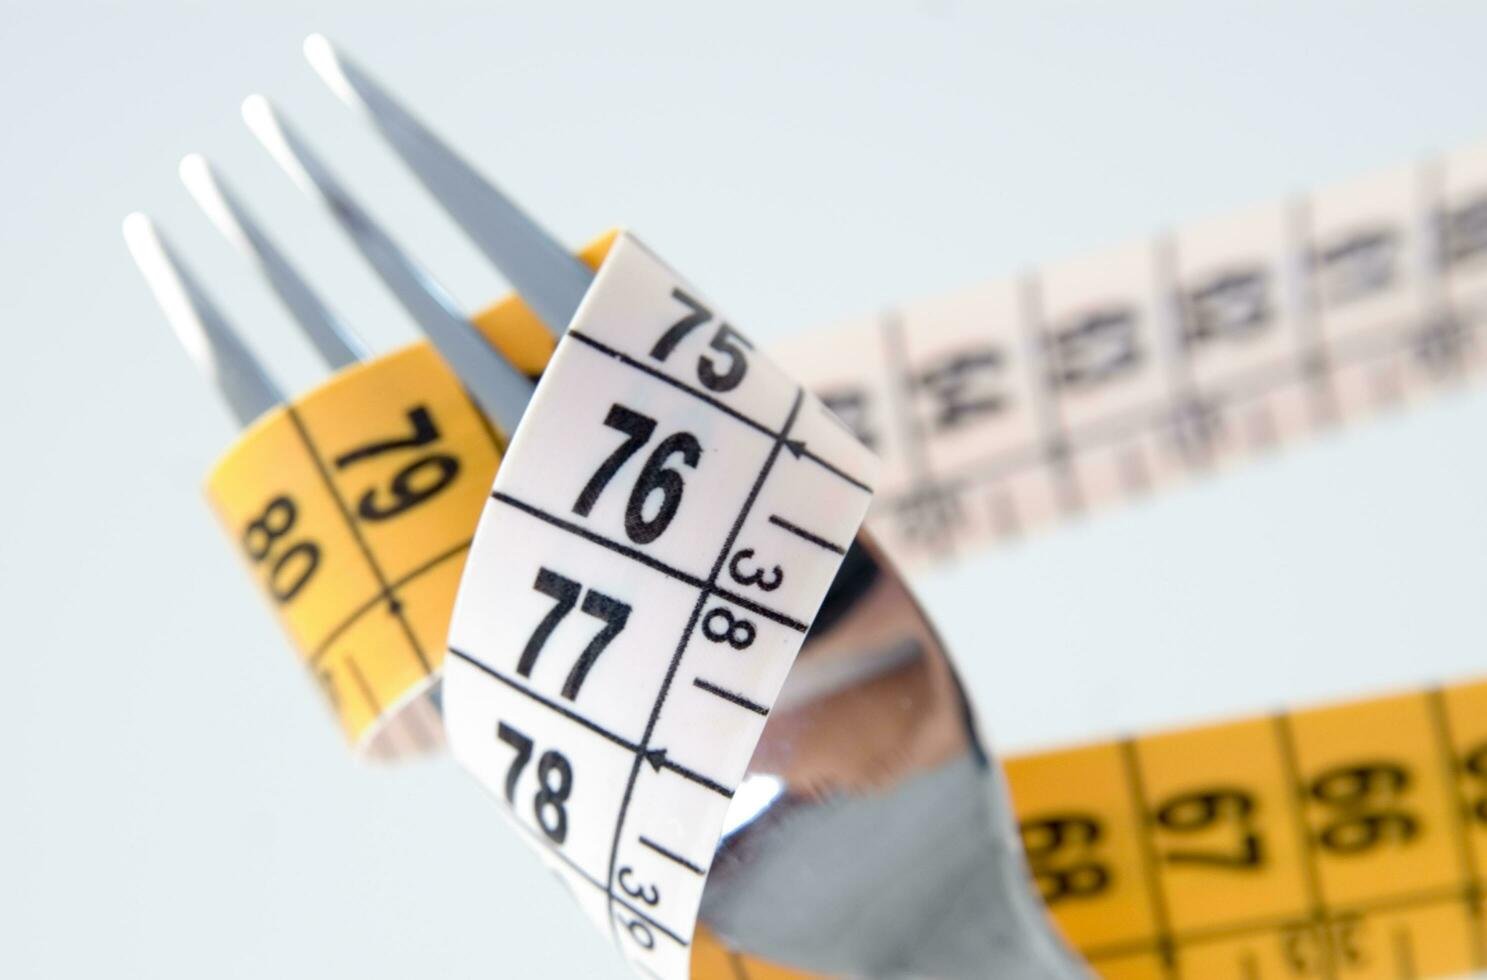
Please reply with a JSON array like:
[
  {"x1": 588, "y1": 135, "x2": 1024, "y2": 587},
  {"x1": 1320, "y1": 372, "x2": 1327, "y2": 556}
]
[{"x1": 124, "y1": 36, "x2": 1084, "y2": 979}]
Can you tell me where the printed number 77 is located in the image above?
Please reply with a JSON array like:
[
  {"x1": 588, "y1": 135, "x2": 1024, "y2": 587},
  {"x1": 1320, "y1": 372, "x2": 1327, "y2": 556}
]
[{"x1": 517, "y1": 567, "x2": 630, "y2": 700}]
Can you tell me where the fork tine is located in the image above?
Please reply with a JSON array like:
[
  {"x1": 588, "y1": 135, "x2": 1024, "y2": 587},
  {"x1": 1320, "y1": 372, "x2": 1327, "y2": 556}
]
[
  {"x1": 123, "y1": 212, "x2": 285, "y2": 427},
  {"x1": 180, "y1": 153, "x2": 370, "y2": 370},
  {"x1": 241, "y1": 94, "x2": 535, "y2": 436},
  {"x1": 303, "y1": 34, "x2": 592, "y2": 336}
]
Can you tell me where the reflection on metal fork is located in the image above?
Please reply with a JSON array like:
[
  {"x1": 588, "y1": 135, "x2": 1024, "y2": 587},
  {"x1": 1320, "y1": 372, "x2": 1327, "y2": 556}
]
[
  {"x1": 705, "y1": 535, "x2": 1085, "y2": 978},
  {"x1": 180, "y1": 153, "x2": 369, "y2": 370},
  {"x1": 310, "y1": 44, "x2": 1084, "y2": 978},
  {"x1": 122, "y1": 213, "x2": 284, "y2": 427},
  {"x1": 242, "y1": 94, "x2": 536, "y2": 437}
]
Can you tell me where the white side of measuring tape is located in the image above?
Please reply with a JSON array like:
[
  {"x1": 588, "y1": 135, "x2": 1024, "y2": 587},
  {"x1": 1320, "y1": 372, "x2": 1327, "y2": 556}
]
[
  {"x1": 772, "y1": 147, "x2": 1487, "y2": 570},
  {"x1": 443, "y1": 233, "x2": 878, "y2": 979}
]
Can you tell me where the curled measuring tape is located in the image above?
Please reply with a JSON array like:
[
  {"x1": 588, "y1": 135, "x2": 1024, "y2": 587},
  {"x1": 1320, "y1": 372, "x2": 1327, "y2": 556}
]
[
  {"x1": 444, "y1": 233, "x2": 1081, "y2": 979},
  {"x1": 125, "y1": 36, "x2": 1487, "y2": 980},
  {"x1": 444, "y1": 231, "x2": 869, "y2": 977}
]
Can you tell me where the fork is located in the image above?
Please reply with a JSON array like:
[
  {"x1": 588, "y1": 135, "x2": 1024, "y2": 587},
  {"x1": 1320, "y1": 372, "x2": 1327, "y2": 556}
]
[{"x1": 123, "y1": 35, "x2": 1084, "y2": 979}]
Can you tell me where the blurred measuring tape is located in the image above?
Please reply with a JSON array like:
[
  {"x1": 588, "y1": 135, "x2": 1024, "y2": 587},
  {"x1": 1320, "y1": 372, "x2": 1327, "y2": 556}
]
[
  {"x1": 774, "y1": 148, "x2": 1486, "y2": 568},
  {"x1": 125, "y1": 37, "x2": 1487, "y2": 980}
]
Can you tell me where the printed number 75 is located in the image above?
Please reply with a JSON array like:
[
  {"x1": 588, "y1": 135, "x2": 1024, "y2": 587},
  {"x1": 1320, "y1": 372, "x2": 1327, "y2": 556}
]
[{"x1": 650, "y1": 287, "x2": 754, "y2": 393}]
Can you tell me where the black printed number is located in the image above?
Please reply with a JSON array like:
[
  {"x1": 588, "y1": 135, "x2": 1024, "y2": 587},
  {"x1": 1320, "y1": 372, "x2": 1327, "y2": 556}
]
[
  {"x1": 333, "y1": 405, "x2": 460, "y2": 521},
  {"x1": 241, "y1": 495, "x2": 321, "y2": 603},
  {"x1": 702, "y1": 607, "x2": 756, "y2": 650},
  {"x1": 495, "y1": 722, "x2": 533, "y2": 803},
  {"x1": 1020, "y1": 813, "x2": 1110, "y2": 905},
  {"x1": 1283, "y1": 916, "x2": 1365, "y2": 974},
  {"x1": 649, "y1": 287, "x2": 754, "y2": 392},
  {"x1": 517, "y1": 568, "x2": 631, "y2": 700},
  {"x1": 1154, "y1": 787, "x2": 1263, "y2": 869},
  {"x1": 728, "y1": 548, "x2": 783, "y2": 592},
  {"x1": 1045, "y1": 308, "x2": 1141, "y2": 389},
  {"x1": 913, "y1": 347, "x2": 1003, "y2": 431},
  {"x1": 617, "y1": 866, "x2": 660, "y2": 906},
  {"x1": 572, "y1": 404, "x2": 702, "y2": 545},
  {"x1": 1308, "y1": 762, "x2": 1419, "y2": 854},
  {"x1": 534, "y1": 751, "x2": 574, "y2": 844},
  {"x1": 1464, "y1": 742, "x2": 1487, "y2": 825},
  {"x1": 495, "y1": 722, "x2": 573, "y2": 845},
  {"x1": 615, "y1": 910, "x2": 655, "y2": 951}
]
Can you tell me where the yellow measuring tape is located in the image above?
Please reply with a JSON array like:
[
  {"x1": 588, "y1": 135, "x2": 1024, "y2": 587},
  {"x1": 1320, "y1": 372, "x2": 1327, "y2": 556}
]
[
  {"x1": 198, "y1": 139, "x2": 1487, "y2": 976},
  {"x1": 204, "y1": 235, "x2": 610, "y2": 755},
  {"x1": 691, "y1": 678, "x2": 1487, "y2": 979}
]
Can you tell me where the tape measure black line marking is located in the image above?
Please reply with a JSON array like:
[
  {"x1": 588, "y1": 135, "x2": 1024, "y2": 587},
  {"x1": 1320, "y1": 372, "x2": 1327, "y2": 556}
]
[
  {"x1": 491, "y1": 786, "x2": 692, "y2": 950},
  {"x1": 1426, "y1": 688, "x2": 1487, "y2": 969},
  {"x1": 637, "y1": 835, "x2": 705, "y2": 876},
  {"x1": 450, "y1": 647, "x2": 650, "y2": 750},
  {"x1": 878, "y1": 308, "x2": 957, "y2": 560},
  {"x1": 1155, "y1": 234, "x2": 1227, "y2": 467},
  {"x1": 1016, "y1": 270, "x2": 1084, "y2": 516},
  {"x1": 1417, "y1": 162, "x2": 1476, "y2": 381},
  {"x1": 308, "y1": 539, "x2": 472, "y2": 665},
  {"x1": 488, "y1": 492, "x2": 809, "y2": 634},
  {"x1": 765, "y1": 514, "x2": 846, "y2": 555},
  {"x1": 344, "y1": 655, "x2": 381, "y2": 715},
  {"x1": 601, "y1": 387, "x2": 806, "y2": 952},
  {"x1": 691, "y1": 678, "x2": 770, "y2": 717},
  {"x1": 445, "y1": 647, "x2": 733, "y2": 797},
  {"x1": 566, "y1": 329, "x2": 874, "y2": 495},
  {"x1": 1283, "y1": 196, "x2": 1338, "y2": 424},
  {"x1": 1150, "y1": 234, "x2": 1198, "y2": 465},
  {"x1": 1120, "y1": 738, "x2": 1181, "y2": 978},
  {"x1": 1271, "y1": 711, "x2": 1337, "y2": 980},
  {"x1": 284, "y1": 406, "x2": 432, "y2": 675},
  {"x1": 1076, "y1": 881, "x2": 1471, "y2": 964}
]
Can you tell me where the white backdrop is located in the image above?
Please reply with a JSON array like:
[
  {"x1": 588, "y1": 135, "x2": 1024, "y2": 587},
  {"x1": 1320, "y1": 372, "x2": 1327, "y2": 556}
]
[{"x1": 5, "y1": 3, "x2": 1487, "y2": 977}]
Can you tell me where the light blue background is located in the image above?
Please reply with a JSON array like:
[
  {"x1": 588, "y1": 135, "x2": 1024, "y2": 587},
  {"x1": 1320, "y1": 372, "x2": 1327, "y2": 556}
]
[{"x1": 4, "y1": 3, "x2": 1486, "y2": 977}]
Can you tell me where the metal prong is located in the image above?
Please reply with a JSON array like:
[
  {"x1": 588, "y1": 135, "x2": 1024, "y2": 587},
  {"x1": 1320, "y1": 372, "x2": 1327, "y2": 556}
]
[
  {"x1": 123, "y1": 212, "x2": 284, "y2": 427},
  {"x1": 180, "y1": 153, "x2": 370, "y2": 370},
  {"x1": 242, "y1": 94, "x2": 535, "y2": 435},
  {"x1": 304, "y1": 34, "x2": 593, "y2": 335}
]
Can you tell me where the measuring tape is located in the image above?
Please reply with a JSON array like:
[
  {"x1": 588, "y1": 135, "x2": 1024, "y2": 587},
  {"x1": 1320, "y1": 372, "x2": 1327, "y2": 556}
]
[
  {"x1": 193, "y1": 133, "x2": 1487, "y2": 977},
  {"x1": 771, "y1": 146, "x2": 1487, "y2": 569},
  {"x1": 443, "y1": 232, "x2": 878, "y2": 980},
  {"x1": 999, "y1": 678, "x2": 1487, "y2": 980},
  {"x1": 204, "y1": 235, "x2": 611, "y2": 755}
]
